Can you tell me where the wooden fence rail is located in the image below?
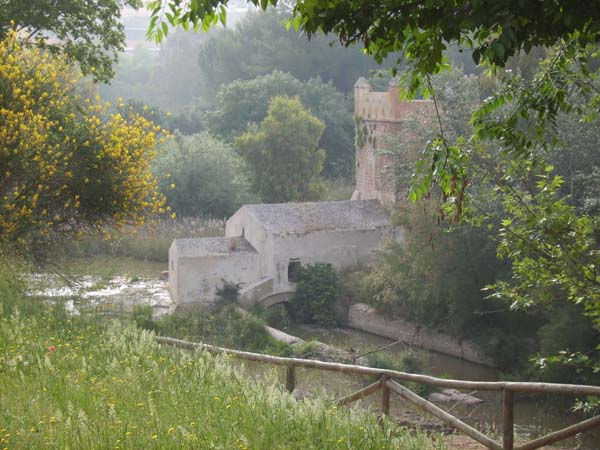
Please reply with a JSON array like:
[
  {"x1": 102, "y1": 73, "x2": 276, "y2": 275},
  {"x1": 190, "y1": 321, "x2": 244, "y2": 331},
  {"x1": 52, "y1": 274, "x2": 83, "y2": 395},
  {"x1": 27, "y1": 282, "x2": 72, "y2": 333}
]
[{"x1": 156, "y1": 336, "x2": 600, "y2": 450}]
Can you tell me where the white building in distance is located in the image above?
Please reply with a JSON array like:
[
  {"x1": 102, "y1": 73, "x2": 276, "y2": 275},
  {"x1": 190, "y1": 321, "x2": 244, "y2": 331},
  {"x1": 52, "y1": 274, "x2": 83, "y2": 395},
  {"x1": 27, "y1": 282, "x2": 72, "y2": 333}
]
[{"x1": 168, "y1": 200, "x2": 399, "y2": 308}]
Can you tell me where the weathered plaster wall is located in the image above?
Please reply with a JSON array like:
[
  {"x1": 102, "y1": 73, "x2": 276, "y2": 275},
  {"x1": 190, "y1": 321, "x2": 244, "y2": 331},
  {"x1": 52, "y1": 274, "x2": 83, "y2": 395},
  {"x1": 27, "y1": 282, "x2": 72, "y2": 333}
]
[
  {"x1": 226, "y1": 207, "x2": 270, "y2": 277},
  {"x1": 169, "y1": 237, "x2": 261, "y2": 306},
  {"x1": 174, "y1": 252, "x2": 260, "y2": 305},
  {"x1": 269, "y1": 227, "x2": 398, "y2": 291},
  {"x1": 353, "y1": 78, "x2": 434, "y2": 206},
  {"x1": 348, "y1": 303, "x2": 495, "y2": 367}
]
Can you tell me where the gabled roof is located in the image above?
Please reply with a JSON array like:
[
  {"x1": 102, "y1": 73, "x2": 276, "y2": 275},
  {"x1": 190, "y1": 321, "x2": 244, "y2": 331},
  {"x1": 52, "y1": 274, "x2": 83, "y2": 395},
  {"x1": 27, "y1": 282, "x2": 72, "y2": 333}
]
[
  {"x1": 172, "y1": 236, "x2": 257, "y2": 257},
  {"x1": 242, "y1": 200, "x2": 391, "y2": 235}
]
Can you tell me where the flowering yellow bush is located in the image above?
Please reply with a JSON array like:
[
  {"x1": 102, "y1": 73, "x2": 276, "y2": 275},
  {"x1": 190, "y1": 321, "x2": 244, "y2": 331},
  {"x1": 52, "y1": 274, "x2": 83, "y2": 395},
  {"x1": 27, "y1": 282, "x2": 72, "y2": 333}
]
[{"x1": 0, "y1": 32, "x2": 165, "y2": 243}]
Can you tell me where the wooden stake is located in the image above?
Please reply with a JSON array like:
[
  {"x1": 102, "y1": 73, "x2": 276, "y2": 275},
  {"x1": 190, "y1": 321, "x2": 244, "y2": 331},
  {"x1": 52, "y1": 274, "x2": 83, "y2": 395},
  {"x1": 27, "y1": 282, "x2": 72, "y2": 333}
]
[
  {"x1": 381, "y1": 376, "x2": 390, "y2": 416},
  {"x1": 336, "y1": 380, "x2": 382, "y2": 406},
  {"x1": 503, "y1": 389, "x2": 514, "y2": 450},
  {"x1": 285, "y1": 364, "x2": 295, "y2": 393}
]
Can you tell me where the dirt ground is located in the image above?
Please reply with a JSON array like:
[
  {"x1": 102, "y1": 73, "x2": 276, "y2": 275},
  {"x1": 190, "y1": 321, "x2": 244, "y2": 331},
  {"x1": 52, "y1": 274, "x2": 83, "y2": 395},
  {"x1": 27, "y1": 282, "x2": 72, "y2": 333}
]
[{"x1": 443, "y1": 433, "x2": 568, "y2": 449}]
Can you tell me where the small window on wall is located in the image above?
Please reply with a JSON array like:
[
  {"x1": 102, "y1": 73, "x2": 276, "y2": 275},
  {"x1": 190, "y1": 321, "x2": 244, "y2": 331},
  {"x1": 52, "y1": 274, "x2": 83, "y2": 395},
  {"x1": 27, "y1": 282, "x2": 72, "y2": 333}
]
[{"x1": 288, "y1": 258, "x2": 302, "y2": 283}]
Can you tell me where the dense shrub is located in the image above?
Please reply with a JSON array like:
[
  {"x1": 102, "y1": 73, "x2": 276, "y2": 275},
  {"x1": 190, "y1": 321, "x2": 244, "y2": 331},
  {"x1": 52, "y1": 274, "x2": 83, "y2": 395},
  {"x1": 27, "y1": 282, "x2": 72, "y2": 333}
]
[
  {"x1": 139, "y1": 305, "x2": 291, "y2": 356},
  {"x1": 0, "y1": 32, "x2": 165, "y2": 245},
  {"x1": 153, "y1": 132, "x2": 256, "y2": 218},
  {"x1": 342, "y1": 201, "x2": 545, "y2": 371},
  {"x1": 288, "y1": 263, "x2": 340, "y2": 327}
]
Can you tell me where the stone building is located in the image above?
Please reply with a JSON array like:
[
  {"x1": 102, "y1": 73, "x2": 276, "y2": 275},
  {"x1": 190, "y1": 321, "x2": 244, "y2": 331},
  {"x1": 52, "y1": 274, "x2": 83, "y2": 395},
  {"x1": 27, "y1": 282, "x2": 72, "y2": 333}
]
[
  {"x1": 169, "y1": 200, "x2": 399, "y2": 307},
  {"x1": 352, "y1": 77, "x2": 434, "y2": 206}
]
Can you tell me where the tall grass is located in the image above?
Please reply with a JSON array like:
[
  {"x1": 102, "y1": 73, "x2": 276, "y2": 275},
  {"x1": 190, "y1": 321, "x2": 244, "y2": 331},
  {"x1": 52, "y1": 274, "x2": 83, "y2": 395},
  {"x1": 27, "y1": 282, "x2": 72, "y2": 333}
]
[
  {"x1": 0, "y1": 257, "x2": 445, "y2": 449},
  {"x1": 54, "y1": 216, "x2": 225, "y2": 262}
]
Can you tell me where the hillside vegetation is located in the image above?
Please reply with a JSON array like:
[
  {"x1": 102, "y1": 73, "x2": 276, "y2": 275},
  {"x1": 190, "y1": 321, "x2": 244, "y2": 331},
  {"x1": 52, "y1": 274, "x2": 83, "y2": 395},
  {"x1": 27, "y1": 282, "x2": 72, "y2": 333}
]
[{"x1": 0, "y1": 260, "x2": 443, "y2": 450}]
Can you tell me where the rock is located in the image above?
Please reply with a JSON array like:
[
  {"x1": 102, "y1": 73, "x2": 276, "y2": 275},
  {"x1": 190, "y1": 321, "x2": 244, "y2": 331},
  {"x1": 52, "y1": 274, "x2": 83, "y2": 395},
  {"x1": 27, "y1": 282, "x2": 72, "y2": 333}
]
[
  {"x1": 428, "y1": 388, "x2": 483, "y2": 405},
  {"x1": 159, "y1": 270, "x2": 169, "y2": 281},
  {"x1": 293, "y1": 389, "x2": 313, "y2": 400}
]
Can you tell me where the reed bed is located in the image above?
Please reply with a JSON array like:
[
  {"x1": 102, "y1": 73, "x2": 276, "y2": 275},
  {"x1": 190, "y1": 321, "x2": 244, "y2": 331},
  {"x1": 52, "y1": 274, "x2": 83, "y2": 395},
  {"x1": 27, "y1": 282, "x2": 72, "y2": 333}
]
[{"x1": 57, "y1": 216, "x2": 226, "y2": 262}]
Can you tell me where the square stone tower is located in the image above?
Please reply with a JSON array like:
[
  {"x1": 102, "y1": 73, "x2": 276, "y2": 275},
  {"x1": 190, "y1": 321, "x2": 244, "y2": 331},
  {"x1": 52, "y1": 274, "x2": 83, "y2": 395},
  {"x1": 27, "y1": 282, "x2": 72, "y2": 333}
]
[{"x1": 352, "y1": 77, "x2": 434, "y2": 206}]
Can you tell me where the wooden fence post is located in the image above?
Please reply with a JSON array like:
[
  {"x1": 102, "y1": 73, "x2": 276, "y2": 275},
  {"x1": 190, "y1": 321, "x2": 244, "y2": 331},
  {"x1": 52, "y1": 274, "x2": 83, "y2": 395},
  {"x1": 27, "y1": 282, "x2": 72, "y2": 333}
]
[
  {"x1": 503, "y1": 389, "x2": 514, "y2": 450},
  {"x1": 285, "y1": 364, "x2": 296, "y2": 393},
  {"x1": 381, "y1": 376, "x2": 390, "y2": 416}
]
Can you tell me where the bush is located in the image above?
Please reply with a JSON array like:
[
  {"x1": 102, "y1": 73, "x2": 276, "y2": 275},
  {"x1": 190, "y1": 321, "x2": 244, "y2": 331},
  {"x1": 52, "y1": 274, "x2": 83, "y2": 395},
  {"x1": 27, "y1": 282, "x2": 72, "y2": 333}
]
[
  {"x1": 288, "y1": 263, "x2": 340, "y2": 327},
  {"x1": 141, "y1": 305, "x2": 292, "y2": 356},
  {"x1": 0, "y1": 32, "x2": 165, "y2": 245},
  {"x1": 153, "y1": 132, "x2": 256, "y2": 218}
]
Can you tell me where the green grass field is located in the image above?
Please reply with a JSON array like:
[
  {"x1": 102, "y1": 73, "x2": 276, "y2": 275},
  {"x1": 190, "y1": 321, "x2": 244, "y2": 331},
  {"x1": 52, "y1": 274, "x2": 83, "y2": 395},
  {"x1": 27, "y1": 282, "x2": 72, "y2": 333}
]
[{"x1": 0, "y1": 259, "x2": 445, "y2": 450}]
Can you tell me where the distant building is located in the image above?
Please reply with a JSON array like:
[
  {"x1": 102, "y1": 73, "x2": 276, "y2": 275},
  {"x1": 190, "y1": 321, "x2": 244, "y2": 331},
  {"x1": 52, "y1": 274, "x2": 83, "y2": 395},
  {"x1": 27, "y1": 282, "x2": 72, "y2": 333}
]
[
  {"x1": 169, "y1": 200, "x2": 399, "y2": 307},
  {"x1": 352, "y1": 77, "x2": 434, "y2": 206}
]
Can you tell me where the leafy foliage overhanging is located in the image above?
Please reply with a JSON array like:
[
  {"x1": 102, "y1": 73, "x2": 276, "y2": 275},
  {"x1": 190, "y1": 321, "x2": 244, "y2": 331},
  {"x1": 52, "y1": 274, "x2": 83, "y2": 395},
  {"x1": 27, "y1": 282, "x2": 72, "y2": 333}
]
[{"x1": 1, "y1": 0, "x2": 142, "y2": 81}]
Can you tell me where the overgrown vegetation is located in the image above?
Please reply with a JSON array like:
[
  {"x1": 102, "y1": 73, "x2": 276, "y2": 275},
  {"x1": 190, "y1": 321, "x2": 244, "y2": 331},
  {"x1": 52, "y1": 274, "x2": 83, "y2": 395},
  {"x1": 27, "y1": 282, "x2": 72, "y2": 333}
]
[
  {"x1": 55, "y1": 217, "x2": 225, "y2": 262},
  {"x1": 153, "y1": 133, "x2": 256, "y2": 218},
  {"x1": 288, "y1": 263, "x2": 340, "y2": 327},
  {"x1": 133, "y1": 304, "x2": 292, "y2": 356}
]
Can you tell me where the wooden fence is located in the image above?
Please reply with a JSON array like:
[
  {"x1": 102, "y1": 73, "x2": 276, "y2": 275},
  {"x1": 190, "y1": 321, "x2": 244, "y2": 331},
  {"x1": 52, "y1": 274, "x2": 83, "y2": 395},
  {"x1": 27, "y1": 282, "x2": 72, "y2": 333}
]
[{"x1": 156, "y1": 336, "x2": 600, "y2": 450}]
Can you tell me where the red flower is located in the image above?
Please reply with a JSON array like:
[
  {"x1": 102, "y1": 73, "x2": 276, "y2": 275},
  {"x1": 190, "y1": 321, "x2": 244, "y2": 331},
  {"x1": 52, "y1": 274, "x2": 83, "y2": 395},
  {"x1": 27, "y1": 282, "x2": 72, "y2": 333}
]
[{"x1": 48, "y1": 345, "x2": 56, "y2": 352}]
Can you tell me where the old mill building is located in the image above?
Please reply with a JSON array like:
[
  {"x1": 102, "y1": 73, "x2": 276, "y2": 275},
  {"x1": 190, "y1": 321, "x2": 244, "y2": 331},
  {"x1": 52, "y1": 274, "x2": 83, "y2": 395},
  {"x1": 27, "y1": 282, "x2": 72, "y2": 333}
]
[{"x1": 168, "y1": 78, "x2": 433, "y2": 307}]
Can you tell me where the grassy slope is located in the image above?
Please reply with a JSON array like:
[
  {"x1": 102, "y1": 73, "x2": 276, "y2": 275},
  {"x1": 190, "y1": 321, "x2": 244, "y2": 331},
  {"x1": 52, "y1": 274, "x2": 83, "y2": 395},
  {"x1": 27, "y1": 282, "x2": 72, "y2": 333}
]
[{"x1": 0, "y1": 278, "x2": 444, "y2": 449}]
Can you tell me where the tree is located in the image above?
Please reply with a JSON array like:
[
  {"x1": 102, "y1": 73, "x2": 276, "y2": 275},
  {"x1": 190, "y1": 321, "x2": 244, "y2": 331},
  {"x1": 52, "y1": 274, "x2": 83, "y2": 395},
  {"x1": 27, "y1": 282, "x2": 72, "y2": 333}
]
[
  {"x1": 235, "y1": 96, "x2": 325, "y2": 203},
  {"x1": 100, "y1": 28, "x2": 216, "y2": 110},
  {"x1": 196, "y1": 9, "x2": 381, "y2": 95},
  {"x1": 0, "y1": 32, "x2": 165, "y2": 244},
  {"x1": 153, "y1": 133, "x2": 255, "y2": 218},
  {"x1": 148, "y1": 0, "x2": 600, "y2": 199},
  {"x1": 207, "y1": 70, "x2": 354, "y2": 178},
  {"x1": 148, "y1": 1, "x2": 599, "y2": 78},
  {"x1": 2, "y1": 0, "x2": 142, "y2": 81}
]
